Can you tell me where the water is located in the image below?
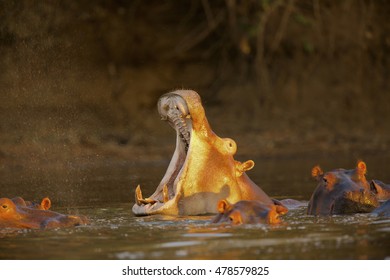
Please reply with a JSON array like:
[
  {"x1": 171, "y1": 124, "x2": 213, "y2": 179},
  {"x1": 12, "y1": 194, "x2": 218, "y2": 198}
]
[{"x1": 1, "y1": 154, "x2": 390, "y2": 259}]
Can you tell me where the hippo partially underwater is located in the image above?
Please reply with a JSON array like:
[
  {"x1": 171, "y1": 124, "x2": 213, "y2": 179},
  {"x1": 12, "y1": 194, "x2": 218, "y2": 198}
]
[
  {"x1": 132, "y1": 90, "x2": 285, "y2": 217},
  {"x1": 212, "y1": 199, "x2": 288, "y2": 225},
  {"x1": 0, "y1": 197, "x2": 88, "y2": 229},
  {"x1": 307, "y1": 161, "x2": 380, "y2": 216}
]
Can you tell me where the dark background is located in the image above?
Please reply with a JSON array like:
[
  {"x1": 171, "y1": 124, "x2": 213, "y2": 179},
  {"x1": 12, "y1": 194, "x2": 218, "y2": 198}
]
[{"x1": 1, "y1": 0, "x2": 389, "y2": 168}]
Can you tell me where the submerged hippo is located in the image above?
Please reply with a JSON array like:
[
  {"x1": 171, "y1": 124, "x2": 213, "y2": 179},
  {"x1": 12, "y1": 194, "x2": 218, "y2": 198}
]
[
  {"x1": 370, "y1": 180, "x2": 390, "y2": 201},
  {"x1": 12, "y1": 197, "x2": 51, "y2": 210},
  {"x1": 212, "y1": 199, "x2": 288, "y2": 225},
  {"x1": 307, "y1": 161, "x2": 379, "y2": 215},
  {"x1": 133, "y1": 90, "x2": 283, "y2": 216},
  {"x1": 0, "y1": 197, "x2": 87, "y2": 229}
]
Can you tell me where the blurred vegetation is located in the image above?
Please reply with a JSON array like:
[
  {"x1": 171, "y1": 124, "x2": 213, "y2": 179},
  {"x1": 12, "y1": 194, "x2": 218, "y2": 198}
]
[{"x1": 0, "y1": 0, "x2": 389, "y2": 160}]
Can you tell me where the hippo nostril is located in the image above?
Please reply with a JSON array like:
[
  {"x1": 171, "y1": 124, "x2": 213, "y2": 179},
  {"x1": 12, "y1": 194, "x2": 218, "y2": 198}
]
[{"x1": 2, "y1": 205, "x2": 7, "y2": 209}]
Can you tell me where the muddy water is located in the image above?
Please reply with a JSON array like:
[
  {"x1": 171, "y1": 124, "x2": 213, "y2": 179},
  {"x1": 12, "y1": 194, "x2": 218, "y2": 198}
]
[{"x1": 1, "y1": 154, "x2": 389, "y2": 259}]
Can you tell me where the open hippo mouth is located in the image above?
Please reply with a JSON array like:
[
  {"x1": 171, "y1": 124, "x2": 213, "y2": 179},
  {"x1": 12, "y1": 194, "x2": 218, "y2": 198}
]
[
  {"x1": 132, "y1": 92, "x2": 194, "y2": 215},
  {"x1": 132, "y1": 90, "x2": 275, "y2": 216}
]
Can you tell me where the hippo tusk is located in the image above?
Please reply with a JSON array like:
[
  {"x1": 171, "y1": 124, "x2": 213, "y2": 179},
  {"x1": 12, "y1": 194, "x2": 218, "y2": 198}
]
[{"x1": 135, "y1": 185, "x2": 157, "y2": 205}]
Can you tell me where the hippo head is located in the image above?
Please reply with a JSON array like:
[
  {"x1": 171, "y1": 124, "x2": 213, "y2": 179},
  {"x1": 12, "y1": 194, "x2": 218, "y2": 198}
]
[
  {"x1": 1, "y1": 197, "x2": 88, "y2": 229},
  {"x1": 307, "y1": 161, "x2": 379, "y2": 215},
  {"x1": 132, "y1": 90, "x2": 274, "y2": 216},
  {"x1": 212, "y1": 200, "x2": 288, "y2": 225}
]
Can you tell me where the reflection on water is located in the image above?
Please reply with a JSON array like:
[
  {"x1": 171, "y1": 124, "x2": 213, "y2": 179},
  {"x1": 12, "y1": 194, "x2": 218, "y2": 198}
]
[{"x1": 1, "y1": 155, "x2": 390, "y2": 259}]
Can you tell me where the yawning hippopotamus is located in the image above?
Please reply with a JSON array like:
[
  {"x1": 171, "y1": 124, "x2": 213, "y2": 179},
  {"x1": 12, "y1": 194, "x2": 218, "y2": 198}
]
[
  {"x1": 370, "y1": 180, "x2": 390, "y2": 201},
  {"x1": 307, "y1": 161, "x2": 379, "y2": 215},
  {"x1": 12, "y1": 197, "x2": 51, "y2": 210},
  {"x1": 212, "y1": 199, "x2": 288, "y2": 225},
  {"x1": 0, "y1": 197, "x2": 87, "y2": 229},
  {"x1": 132, "y1": 90, "x2": 281, "y2": 216}
]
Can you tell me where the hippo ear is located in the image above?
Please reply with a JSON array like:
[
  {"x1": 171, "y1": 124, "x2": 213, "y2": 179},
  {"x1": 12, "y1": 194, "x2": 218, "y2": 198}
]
[
  {"x1": 41, "y1": 197, "x2": 51, "y2": 210},
  {"x1": 235, "y1": 160, "x2": 255, "y2": 177},
  {"x1": 311, "y1": 166, "x2": 323, "y2": 180},
  {"x1": 241, "y1": 160, "x2": 255, "y2": 172},
  {"x1": 217, "y1": 200, "x2": 231, "y2": 213},
  {"x1": 356, "y1": 160, "x2": 367, "y2": 176},
  {"x1": 370, "y1": 181, "x2": 378, "y2": 194}
]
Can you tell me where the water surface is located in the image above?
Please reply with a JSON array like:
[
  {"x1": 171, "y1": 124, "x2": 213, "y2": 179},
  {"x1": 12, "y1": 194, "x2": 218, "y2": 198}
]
[{"x1": 1, "y1": 154, "x2": 389, "y2": 259}]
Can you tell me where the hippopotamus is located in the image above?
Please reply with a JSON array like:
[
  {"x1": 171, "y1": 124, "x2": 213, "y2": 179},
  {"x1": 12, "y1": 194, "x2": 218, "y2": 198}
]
[
  {"x1": 307, "y1": 161, "x2": 379, "y2": 215},
  {"x1": 370, "y1": 180, "x2": 390, "y2": 201},
  {"x1": 11, "y1": 197, "x2": 51, "y2": 210},
  {"x1": 0, "y1": 197, "x2": 87, "y2": 229},
  {"x1": 132, "y1": 90, "x2": 284, "y2": 216},
  {"x1": 212, "y1": 199, "x2": 288, "y2": 225},
  {"x1": 371, "y1": 199, "x2": 390, "y2": 217}
]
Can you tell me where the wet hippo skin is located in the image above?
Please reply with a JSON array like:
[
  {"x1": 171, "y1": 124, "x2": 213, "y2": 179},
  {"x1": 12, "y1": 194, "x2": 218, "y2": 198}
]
[
  {"x1": 212, "y1": 199, "x2": 288, "y2": 225},
  {"x1": 0, "y1": 197, "x2": 87, "y2": 229},
  {"x1": 307, "y1": 161, "x2": 379, "y2": 216},
  {"x1": 132, "y1": 90, "x2": 284, "y2": 216}
]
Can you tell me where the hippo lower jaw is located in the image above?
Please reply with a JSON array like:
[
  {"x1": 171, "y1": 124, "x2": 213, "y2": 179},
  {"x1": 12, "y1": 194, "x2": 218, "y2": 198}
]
[{"x1": 132, "y1": 93, "x2": 192, "y2": 216}]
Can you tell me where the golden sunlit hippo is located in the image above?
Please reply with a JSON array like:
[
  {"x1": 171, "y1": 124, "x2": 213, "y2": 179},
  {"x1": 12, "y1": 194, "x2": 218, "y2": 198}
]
[
  {"x1": 307, "y1": 161, "x2": 379, "y2": 215},
  {"x1": 132, "y1": 90, "x2": 283, "y2": 216},
  {"x1": 0, "y1": 197, "x2": 88, "y2": 229},
  {"x1": 212, "y1": 199, "x2": 288, "y2": 225}
]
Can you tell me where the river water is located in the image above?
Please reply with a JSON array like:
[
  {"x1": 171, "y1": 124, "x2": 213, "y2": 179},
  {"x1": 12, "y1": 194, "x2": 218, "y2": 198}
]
[{"x1": 1, "y1": 154, "x2": 389, "y2": 259}]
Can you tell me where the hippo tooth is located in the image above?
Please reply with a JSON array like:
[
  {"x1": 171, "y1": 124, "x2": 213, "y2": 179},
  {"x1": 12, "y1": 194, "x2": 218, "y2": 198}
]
[
  {"x1": 135, "y1": 185, "x2": 157, "y2": 205},
  {"x1": 163, "y1": 184, "x2": 169, "y2": 203},
  {"x1": 176, "y1": 102, "x2": 189, "y2": 117},
  {"x1": 135, "y1": 185, "x2": 144, "y2": 206}
]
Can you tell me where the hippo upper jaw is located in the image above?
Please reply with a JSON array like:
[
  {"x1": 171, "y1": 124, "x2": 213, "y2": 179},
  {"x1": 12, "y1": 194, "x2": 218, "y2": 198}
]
[{"x1": 132, "y1": 93, "x2": 193, "y2": 216}]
